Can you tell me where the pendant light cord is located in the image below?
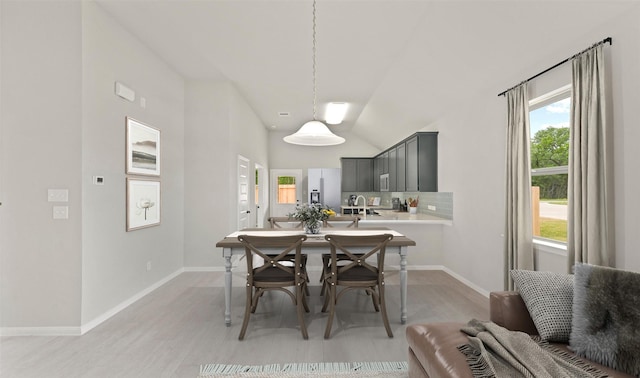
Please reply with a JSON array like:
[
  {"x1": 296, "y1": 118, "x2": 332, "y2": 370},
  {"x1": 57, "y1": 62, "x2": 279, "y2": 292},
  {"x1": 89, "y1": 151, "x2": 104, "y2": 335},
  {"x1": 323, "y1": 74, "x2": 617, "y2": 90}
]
[{"x1": 312, "y1": 0, "x2": 317, "y2": 121}]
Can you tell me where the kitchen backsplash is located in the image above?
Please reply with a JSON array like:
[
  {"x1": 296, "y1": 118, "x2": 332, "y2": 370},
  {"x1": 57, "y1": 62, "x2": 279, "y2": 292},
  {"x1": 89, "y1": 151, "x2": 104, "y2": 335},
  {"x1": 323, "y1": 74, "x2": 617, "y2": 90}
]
[{"x1": 340, "y1": 191, "x2": 453, "y2": 220}]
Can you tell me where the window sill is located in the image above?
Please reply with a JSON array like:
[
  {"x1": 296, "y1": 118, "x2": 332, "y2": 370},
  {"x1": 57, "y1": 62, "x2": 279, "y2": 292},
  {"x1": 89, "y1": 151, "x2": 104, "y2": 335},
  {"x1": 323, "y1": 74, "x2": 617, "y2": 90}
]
[{"x1": 533, "y1": 238, "x2": 567, "y2": 256}]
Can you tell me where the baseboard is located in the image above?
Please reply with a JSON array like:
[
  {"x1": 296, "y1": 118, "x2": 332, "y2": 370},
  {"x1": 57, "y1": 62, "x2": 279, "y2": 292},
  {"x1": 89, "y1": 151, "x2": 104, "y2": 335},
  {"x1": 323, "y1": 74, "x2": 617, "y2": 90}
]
[
  {"x1": 183, "y1": 266, "x2": 226, "y2": 272},
  {"x1": 0, "y1": 326, "x2": 81, "y2": 337},
  {"x1": 439, "y1": 266, "x2": 491, "y2": 298},
  {"x1": 79, "y1": 268, "x2": 184, "y2": 335}
]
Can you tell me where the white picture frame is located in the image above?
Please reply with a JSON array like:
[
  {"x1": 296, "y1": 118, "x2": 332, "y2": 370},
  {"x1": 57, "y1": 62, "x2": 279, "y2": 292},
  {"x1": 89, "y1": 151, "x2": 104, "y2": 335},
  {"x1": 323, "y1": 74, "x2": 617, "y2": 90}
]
[
  {"x1": 126, "y1": 117, "x2": 160, "y2": 176},
  {"x1": 126, "y1": 178, "x2": 161, "y2": 231}
]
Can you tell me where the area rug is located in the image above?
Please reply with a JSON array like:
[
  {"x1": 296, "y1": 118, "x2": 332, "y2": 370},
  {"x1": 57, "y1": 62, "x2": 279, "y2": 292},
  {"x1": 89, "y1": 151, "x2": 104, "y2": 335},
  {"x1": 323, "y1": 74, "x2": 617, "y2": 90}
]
[{"x1": 198, "y1": 361, "x2": 408, "y2": 377}]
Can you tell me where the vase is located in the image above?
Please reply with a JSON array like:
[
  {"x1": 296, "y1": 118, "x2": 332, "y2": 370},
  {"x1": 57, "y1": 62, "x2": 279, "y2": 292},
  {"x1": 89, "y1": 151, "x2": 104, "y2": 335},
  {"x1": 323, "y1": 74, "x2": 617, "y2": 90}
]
[
  {"x1": 409, "y1": 206, "x2": 418, "y2": 214},
  {"x1": 304, "y1": 222, "x2": 321, "y2": 234}
]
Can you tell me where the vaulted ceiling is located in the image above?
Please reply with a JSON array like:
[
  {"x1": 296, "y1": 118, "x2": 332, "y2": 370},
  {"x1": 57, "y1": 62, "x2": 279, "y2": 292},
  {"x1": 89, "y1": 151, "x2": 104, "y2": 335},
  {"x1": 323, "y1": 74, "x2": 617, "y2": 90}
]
[{"x1": 96, "y1": 0, "x2": 636, "y2": 149}]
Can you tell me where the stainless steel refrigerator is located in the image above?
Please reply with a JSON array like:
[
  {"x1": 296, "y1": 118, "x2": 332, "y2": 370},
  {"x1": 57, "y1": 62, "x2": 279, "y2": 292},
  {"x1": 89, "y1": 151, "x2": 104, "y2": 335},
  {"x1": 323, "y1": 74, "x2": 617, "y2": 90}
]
[{"x1": 307, "y1": 168, "x2": 341, "y2": 211}]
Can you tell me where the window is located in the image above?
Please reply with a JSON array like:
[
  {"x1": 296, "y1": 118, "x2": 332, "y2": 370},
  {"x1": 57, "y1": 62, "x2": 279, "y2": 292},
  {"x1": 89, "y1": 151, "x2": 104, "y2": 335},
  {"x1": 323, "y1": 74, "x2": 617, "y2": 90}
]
[
  {"x1": 277, "y1": 175, "x2": 297, "y2": 204},
  {"x1": 529, "y1": 84, "x2": 571, "y2": 243}
]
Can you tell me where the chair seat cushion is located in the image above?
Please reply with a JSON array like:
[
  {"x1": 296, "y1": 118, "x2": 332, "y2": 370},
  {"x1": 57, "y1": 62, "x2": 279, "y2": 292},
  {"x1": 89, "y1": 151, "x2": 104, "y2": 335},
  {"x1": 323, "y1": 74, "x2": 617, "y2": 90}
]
[
  {"x1": 254, "y1": 267, "x2": 295, "y2": 282},
  {"x1": 338, "y1": 266, "x2": 377, "y2": 281}
]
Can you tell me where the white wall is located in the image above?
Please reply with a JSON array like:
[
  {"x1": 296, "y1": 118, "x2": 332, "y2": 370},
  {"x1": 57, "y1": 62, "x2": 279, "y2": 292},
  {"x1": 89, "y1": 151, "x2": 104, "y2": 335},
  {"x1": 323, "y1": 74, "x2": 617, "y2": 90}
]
[
  {"x1": 80, "y1": 2, "x2": 185, "y2": 325},
  {"x1": 184, "y1": 81, "x2": 232, "y2": 268},
  {"x1": 183, "y1": 81, "x2": 269, "y2": 268},
  {"x1": 0, "y1": 1, "x2": 83, "y2": 328},
  {"x1": 438, "y1": 6, "x2": 640, "y2": 293}
]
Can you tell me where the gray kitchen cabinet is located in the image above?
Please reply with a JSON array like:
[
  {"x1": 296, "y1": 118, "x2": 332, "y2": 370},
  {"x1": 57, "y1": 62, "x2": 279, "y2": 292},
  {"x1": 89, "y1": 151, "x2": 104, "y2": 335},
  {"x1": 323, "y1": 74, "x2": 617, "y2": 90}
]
[
  {"x1": 397, "y1": 142, "x2": 406, "y2": 192},
  {"x1": 356, "y1": 158, "x2": 374, "y2": 191},
  {"x1": 341, "y1": 158, "x2": 373, "y2": 192},
  {"x1": 388, "y1": 147, "x2": 397, "y2": 192},
  {"x1": 406, "y1": 136, "x2": 419, "y2": 191},
  {"x1": 341, "y1": 158, "x2": 358, "y2": 192},
  {"x1": 381, "y1": 151, "x2": 389, "y2": 174},
  {"x1": 373, "y1": 156, "x2": 380, "y2": 191},
  {"x1": 405, "y1": 132, "x2": 438, "y2": 192},
  {"x1": 342, "y1": 131, "x2": 436, "y2": 193}
]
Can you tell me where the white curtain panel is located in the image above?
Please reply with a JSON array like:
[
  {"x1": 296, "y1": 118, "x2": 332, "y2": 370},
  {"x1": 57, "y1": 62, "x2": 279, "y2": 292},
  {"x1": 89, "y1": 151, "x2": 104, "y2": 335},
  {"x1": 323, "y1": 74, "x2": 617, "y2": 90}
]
[
  {"x1": 504, "y1": 83, "x2": 534, "y2": 290},
  {"x1": 568, "y1": 44, "x2": 614, "y2": 268}
]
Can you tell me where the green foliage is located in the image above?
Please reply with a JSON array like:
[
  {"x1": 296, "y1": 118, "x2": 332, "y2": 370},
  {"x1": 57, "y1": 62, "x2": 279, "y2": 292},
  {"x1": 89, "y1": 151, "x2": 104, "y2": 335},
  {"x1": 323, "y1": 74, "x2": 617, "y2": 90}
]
[
  {"x1": 531, "y1": 127, "x2": 569, "y2": 168},
  {"x1": 531, "y1": 127, "x2": 569, "y2": 199},
  {"x1": 278, "y1": 176, "x2": 296, "y2": 185},
  {"x1": 288, "y1": 203, "x2": 331, "y2": 227}
]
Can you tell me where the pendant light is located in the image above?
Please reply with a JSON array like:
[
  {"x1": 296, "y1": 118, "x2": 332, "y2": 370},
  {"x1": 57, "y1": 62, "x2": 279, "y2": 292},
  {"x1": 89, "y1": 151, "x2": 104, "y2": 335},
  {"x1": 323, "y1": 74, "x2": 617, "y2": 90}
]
[{"x1": 283, "y1": 0, "x2": 345, "y2": 146}]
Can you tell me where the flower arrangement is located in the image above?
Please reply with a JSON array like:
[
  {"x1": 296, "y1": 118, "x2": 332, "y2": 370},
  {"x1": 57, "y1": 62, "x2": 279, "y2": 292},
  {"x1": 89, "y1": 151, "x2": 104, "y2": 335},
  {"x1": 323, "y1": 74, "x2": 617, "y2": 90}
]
[
  {"x1": 289, "y1": 203, "x2": 335, "y2": 233},
  {"x1": 408, "y1": 197, "x2": 419, "y2": 207}
]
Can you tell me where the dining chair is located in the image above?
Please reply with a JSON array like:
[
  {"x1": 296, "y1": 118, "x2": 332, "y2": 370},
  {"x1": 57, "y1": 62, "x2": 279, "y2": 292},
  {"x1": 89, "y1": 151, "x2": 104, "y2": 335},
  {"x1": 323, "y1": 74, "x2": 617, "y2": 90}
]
[
  {"x1": 319, "y1": 216, "x2": 360, "y2": 296},
  {"x1": 321, "y1": 233, "x2": 394, "y2": 339},
  {"x1": 323, "y1": 216, "x2": 359, "y2": 228},
  {"x1": 267, "y1": 216, "x2": 303, "y2": 229},
  {"x1": 266, "y1": 217, "x2": 309, "y2": 292},
  {"x1": 236, "y1": 234, "x2": 309, "y2": 340}
]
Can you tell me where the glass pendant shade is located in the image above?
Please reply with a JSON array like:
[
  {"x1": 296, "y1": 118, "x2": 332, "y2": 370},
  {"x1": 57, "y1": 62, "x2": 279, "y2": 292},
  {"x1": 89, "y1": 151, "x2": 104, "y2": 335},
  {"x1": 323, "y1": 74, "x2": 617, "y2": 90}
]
[{"x1": 283, "y1": 120, "x2": 345, "y2": 146}]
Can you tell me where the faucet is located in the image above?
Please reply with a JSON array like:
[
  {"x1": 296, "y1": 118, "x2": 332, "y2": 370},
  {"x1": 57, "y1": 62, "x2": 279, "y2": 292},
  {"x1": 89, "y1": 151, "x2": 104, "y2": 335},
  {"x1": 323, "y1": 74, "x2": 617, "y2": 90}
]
[{"x1": 355, "y1": 195, "x2": 367, "y2": 219}]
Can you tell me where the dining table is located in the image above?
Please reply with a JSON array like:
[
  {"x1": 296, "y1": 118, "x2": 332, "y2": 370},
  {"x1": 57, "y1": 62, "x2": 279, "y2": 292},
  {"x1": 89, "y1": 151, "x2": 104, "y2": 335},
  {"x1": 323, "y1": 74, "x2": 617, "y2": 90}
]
[{"x1": 215, "y1": 227, "x2": 416, "y2": 327}]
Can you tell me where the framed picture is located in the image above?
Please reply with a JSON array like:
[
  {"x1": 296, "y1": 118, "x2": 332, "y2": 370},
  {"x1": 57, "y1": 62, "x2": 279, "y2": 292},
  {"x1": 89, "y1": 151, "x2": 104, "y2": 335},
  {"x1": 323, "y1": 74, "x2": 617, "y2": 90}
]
[
  {"x1": 126, "y1": 117, "x2": 160, "y2": 176},
  {"x1": 126, "y1": 178, "x2": 161, "y2": 231}
]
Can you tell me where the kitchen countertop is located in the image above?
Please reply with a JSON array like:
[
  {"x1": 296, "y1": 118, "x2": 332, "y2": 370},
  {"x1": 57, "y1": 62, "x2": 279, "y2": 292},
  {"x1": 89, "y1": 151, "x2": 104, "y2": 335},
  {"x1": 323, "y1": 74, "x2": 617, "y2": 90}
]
[{"x1": 357, "y1": 210, "x2": 452, "y2": 225}]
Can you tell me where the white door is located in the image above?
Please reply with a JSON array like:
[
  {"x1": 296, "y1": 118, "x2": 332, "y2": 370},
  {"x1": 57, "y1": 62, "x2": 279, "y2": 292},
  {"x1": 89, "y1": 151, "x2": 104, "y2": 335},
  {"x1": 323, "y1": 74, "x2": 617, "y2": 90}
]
[
  {"x1": 254, "y1": 163, "x2": 268, "y2": 228},
  {"x1": 238, "y1": 155, "x2": 251, "y2": 230},
  {"x1": 270, "y1": 169, "x2": 302, "y2": 217}
]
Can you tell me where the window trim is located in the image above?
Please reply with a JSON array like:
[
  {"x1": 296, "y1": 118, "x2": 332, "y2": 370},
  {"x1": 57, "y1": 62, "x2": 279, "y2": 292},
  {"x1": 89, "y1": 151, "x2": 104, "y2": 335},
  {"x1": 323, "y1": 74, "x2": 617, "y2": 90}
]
[
  {"x1": 531, "y1": 165, "x2": 568, "y2": 176},
  {"x1": 529, "y1": 84, "x2": 572, "y2": 109}
]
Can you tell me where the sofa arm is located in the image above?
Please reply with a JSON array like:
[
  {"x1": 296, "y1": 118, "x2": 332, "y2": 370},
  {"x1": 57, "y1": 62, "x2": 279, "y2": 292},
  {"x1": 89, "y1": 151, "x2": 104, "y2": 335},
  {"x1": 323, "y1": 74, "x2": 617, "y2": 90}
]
[{"x1": 489, "y1": 291, "x2": 538, "y2": 335}]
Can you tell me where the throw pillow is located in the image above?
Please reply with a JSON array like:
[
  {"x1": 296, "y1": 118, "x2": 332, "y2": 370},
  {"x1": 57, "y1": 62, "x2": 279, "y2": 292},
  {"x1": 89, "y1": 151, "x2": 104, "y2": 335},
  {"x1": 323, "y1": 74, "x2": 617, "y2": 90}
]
[
  {"x1": 570, "y1": 264, "x2": 640, "y2": 376},
  {"x1": 510, "y1": 269, "x2": 573, "y2": 342}
]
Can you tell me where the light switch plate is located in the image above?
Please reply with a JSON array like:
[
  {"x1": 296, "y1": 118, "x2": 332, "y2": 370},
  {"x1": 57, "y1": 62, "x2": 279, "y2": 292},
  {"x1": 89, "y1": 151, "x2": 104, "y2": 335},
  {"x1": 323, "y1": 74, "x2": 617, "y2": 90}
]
[
  {"x1": 427, "y1": 205, "x2": 436, "y2": 211},
  {"x1": 53, "y1": 206, "x2": 69, "y2": 219},
  {"x1": 48, "y1": 189, "x2": 69, "y2": 202}
]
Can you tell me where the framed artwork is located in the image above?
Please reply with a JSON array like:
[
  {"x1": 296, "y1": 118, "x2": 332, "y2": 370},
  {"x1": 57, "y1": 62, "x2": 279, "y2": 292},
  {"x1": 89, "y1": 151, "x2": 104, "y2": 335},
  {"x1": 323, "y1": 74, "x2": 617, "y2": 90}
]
[
  {"x1": 126, "y1": 178, "x2": 161, "y2": 231},
  {"x1": 126, "y1": 117, "x2": 160, "y2": 176}
]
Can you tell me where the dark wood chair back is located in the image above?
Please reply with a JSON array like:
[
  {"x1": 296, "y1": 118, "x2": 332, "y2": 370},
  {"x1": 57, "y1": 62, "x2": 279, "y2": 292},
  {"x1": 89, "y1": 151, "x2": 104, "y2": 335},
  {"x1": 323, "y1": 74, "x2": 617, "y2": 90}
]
[
  {"x1": 321, "y1": 233, "x2": 394, "y2": 339},
  {"x1": 267, "y1": 216, "x2": 303, "y2": 229},
  {"x1": 236, "y1": 234, "x2": 309, "y2": 340},
  {"x1": 323, "y1": 216, "x2": 360, "y2": 228}
]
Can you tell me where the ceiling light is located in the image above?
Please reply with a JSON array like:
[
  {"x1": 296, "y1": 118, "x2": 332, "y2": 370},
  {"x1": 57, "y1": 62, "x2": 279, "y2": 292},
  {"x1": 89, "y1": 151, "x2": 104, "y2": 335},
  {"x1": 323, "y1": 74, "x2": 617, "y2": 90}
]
[
  {"x1": 283, "y1": 120, "x2": 344, "y2": 146},
  {"x1": 325, "y1": 102, "x2": 348, "y2": 125},
  {"x1": 284, "y1": 0, "x2": 345, "y2": 146}
]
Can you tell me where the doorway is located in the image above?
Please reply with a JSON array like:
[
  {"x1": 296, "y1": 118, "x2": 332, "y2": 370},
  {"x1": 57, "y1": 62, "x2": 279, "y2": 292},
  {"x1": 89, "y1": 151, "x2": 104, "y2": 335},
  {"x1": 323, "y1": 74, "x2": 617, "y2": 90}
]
[
  {"x1": 269, "y1": 169, "x2": 302, "y2": 217},
  {"x1": 254, "y1": 163, "x2": 268, "y2": 227},
  {"x1": 237, "y1": 155, "x2": 251, "y2": 230}
]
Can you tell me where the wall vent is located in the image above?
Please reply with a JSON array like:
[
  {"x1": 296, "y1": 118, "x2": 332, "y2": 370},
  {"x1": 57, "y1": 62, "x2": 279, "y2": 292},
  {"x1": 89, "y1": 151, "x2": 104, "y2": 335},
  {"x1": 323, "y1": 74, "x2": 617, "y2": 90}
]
[{"x1": 278, "y1": 112, "x2": 290, "y2": 117}]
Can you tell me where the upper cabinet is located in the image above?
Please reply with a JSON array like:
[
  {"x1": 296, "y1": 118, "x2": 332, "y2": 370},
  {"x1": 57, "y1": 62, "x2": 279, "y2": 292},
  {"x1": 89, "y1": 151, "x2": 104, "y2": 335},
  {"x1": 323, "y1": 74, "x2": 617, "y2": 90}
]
[
  {"x1": 341, "y1": 131, "x2": 437, "y2": 193},
  {"x1": 341, "y1": 158, "x2": 374, "y2": 192},
  {"x1": 405, "y1": 132, "x2": 437, "y2": 192},
  {"x1": 396, "y1": 142, "x2": 406, "y2": 192},
  {"x1": 388, "y1": 146, "x2": 397, "y2": 192}
]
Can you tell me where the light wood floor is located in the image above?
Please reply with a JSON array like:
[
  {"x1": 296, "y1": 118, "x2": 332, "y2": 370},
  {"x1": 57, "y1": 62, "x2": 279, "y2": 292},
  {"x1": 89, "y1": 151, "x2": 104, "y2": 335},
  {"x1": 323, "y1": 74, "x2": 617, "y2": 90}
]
[{"x1": 1, "y1": 268, "x2": 489, "y2": 377}]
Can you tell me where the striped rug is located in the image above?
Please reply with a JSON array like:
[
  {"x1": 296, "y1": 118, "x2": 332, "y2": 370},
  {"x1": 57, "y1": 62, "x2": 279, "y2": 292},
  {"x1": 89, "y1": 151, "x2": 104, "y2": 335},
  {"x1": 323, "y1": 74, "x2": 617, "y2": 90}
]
[{"x1": 198, "y1": 361, "x2": 408, "y2": 377}]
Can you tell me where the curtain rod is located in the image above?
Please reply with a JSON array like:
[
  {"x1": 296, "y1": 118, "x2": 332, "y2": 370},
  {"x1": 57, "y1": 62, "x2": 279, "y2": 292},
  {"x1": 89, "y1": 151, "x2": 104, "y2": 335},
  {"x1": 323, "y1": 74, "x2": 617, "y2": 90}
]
[{"x1": 497, "y1": 37, "x2": 612, "y2": 97}]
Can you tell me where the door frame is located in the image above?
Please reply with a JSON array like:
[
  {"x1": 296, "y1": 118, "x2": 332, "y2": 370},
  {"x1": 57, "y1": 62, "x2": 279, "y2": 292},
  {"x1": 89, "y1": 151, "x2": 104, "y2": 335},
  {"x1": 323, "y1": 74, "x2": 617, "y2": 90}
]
[
  {"x1": 254, "y1": 163, "x2": 268, "y2": 228},
  {"x1": 237, "y1": 155, "x2": 251, "y2": 230},
  {"x1": 269, "y1": 169, "x2": 302, "y2": 218}
]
